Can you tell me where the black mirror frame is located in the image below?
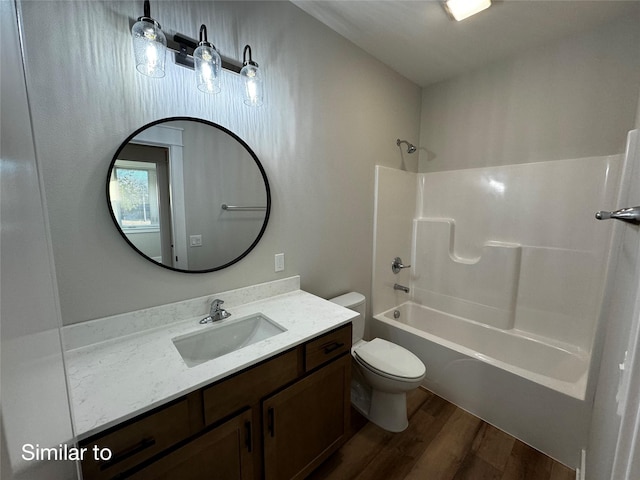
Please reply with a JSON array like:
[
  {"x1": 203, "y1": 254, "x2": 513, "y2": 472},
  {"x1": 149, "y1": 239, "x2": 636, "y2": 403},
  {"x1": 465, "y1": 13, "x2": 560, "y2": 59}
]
[{"x1": 106, "y1": 117, "x2": 271, "y2": 274}]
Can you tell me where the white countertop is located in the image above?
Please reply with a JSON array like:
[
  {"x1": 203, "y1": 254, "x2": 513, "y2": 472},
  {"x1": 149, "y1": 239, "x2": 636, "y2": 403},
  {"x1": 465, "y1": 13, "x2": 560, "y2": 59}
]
[{"x1": 64, "y1": 282, "x2": 357, "y2": 440}]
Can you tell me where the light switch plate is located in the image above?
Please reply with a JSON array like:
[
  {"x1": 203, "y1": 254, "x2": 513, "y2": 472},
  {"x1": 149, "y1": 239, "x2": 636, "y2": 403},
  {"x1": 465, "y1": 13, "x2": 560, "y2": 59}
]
[{"x1": 275, "y1": 253, "x2": 285, "y2": 272}]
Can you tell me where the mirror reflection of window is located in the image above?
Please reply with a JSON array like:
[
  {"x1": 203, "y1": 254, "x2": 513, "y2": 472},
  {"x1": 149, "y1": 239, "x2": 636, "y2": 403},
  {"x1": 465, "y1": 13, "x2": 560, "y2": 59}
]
[
  {"x1": 109, "y1": 144, "x2": 172, "y2": 265},
  {"x1": 113, "y1": 163, "x2": 159, "y2": 229}
]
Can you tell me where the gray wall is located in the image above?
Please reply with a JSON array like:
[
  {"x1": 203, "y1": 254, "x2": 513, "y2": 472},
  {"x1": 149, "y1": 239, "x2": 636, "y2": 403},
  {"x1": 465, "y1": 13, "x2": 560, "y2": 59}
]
[
  {"x1": 18, "y1": 1, "x2": 421, "y2": 325},
  {"x1": 586, "y1": 91, "x2": 640, "y2": 479},
  {"x1": 588, "y1": 181, "x2": 640, "y2": 477},
  {"x1": 1, "y1": 1, "x2": 77, "y2": 478},
  {"x1": 637, "y1": 88, "x2": 640, "y2": 128},
  {"x1": 418, "y1": 12, "x2": 640, "y2": 172}
]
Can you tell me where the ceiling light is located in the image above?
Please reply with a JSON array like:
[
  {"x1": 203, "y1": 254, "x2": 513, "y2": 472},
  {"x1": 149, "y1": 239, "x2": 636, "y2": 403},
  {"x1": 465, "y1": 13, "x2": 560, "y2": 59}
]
[{"x1": 444, "y1": 0, "x2": 492, "y2": 21}]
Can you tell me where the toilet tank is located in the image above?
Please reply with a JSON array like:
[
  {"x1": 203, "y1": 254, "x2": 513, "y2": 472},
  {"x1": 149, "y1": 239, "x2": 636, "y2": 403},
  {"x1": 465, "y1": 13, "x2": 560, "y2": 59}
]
[{"x1": 328, "y1": 292, "x2": 366, "y2": 344}]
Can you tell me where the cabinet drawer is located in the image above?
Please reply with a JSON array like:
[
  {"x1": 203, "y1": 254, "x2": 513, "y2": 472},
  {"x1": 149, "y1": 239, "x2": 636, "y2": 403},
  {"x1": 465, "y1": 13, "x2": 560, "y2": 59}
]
[
  {"x1": 80, "y1": 399, "x2": 191, "y2": 480},
  {"x1": 128, "y1": 409, "x2": 254, "y2": 480},
  {"x1": 305, "y1": 324, "x2": 351, "y2": 372},
  {"x1": 203, "y1": 348, "x2": 301, "y2": 426}
]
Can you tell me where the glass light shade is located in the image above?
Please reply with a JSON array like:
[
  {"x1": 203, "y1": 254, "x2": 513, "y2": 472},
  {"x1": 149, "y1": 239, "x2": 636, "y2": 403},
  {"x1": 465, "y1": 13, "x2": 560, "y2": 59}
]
[
  {"x1": 194, "y1": 44, "x2": 221, "y2": 94},
  {"x1": 131, "y1": 19, "x2": 167, "y2": 78},
  {"x1": 240, "y1": 63, "x2": 264, "y2": 107}
]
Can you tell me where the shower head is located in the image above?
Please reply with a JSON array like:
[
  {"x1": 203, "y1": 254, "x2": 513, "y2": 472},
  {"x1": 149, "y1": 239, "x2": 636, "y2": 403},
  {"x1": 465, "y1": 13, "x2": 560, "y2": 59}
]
[{"x1": 396, "y1": 139, "x2": 417, "y2": 154}]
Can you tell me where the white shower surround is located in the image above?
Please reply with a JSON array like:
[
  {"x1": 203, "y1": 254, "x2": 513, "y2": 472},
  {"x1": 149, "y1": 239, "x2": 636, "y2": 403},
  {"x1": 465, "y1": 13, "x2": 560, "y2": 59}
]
[
  {"x1": 411, "y1": 156, "x2": 621, "y2": 351},
  {"x1": 370, "y1": 153, "x2": 623, "y2": 467}
]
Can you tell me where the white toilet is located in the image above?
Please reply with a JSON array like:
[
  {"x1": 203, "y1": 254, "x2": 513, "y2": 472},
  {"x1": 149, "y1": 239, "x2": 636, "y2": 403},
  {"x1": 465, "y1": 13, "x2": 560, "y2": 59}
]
[{"x1": 329, "y1": 292, "x2": 426, "y2": 432}]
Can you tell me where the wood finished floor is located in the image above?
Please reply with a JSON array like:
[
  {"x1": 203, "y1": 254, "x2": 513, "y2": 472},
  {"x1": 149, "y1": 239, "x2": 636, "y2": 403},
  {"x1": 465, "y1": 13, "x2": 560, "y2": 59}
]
[{"x1": 308, "y1": 388, "x2": 575, "y2": 480}]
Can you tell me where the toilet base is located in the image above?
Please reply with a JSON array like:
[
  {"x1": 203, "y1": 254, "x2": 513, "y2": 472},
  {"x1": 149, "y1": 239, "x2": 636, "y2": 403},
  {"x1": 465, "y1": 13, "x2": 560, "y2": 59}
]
[
  {"x1": 350, "y1": 372, "x2": 409, "y2": 433},
  {"x1": 369, "y1": 390, "x2": 408, "y2": 432},
  {"x1": 351, "y1": 375, "x2": 371, "y2": 417}
]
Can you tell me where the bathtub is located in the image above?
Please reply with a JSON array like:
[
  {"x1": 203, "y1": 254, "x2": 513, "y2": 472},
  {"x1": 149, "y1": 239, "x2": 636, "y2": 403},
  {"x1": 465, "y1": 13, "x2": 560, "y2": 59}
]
[
  {"x1": 376, "y1": 301, "x2": 588, "y2": 399},
  {"x1": 371, "y1": 301, "x2": 592, "y2": 467}
]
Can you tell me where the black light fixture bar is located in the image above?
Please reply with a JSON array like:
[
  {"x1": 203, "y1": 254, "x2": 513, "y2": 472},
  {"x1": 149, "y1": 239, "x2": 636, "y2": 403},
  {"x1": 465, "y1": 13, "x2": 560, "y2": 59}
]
[
  {"x1": 128, "y1": 18, "x2": 242, "y2": 75},
  {"x1": 170, "y1": 33, "x2": 242, "y2": 74}
]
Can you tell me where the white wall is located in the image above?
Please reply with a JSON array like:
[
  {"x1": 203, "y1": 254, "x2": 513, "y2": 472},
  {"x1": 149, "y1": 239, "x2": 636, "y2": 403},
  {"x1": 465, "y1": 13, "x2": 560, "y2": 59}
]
[
  {"x1": 0, "y1": 1, "x2": 78, "y2": 478},
  {"x1": 17, "y1": 1, "x2": 421, "y2": 325},
  {"x1": 586, "y1": 130, "x2": 640, "y2": 479},
  {"x1": 371, "y1": 166, "x2": 417, "y2": 317},
  {"x1": 418, "y1": 12, "x2": 640, "y2": 172},
  {"x1": 412, "y1": 156, "x2": 620, "y2": 352}
]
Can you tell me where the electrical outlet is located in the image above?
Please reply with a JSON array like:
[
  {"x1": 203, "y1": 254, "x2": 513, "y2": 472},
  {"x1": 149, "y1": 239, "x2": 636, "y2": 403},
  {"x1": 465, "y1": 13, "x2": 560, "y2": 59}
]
[
  {"x1": 275, "y1": 253, "x2": 285, "y2": 272},
  {"x1": 190, "y1": 235, "x2": 202, "y2": 247}
]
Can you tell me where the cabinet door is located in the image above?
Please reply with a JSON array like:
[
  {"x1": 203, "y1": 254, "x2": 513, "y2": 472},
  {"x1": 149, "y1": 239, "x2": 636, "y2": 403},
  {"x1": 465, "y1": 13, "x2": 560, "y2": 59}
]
[
  {"x1": 263, "y1": 354, "x2": 350, "y2": 480},
  {"x1": 129, "y1": 409, "x2": 254, "y2": 480}
]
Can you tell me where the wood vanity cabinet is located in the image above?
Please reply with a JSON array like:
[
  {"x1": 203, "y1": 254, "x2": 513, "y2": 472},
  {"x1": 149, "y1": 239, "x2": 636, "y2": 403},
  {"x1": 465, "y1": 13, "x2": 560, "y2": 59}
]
[
  {"x1": 79, "y1": 323, "x2": 351, "y2": 480},
  {"x1": 128, "y1": 409, "x2": 254, "y2": 480},
  {"x1": 262, "y1": 355, "x2": 350, "y2": 480}
]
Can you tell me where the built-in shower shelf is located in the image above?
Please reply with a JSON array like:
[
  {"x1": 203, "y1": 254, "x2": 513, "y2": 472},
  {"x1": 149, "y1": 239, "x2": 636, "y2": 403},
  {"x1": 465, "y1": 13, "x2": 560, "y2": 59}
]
[{"x1": 412, "y1": 218, "x2": 521, "y2": 329}]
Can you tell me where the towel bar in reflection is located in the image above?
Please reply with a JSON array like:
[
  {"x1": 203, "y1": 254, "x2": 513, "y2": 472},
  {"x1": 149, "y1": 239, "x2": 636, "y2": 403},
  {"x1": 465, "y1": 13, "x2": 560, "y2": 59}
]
[{"x1": 221, "y1": 204, "x2": 267, "y2": 212}]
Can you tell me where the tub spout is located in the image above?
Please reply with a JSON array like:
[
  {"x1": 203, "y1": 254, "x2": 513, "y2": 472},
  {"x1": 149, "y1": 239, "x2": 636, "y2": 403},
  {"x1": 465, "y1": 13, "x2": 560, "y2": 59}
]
[{"x1": 394, "y1": 283, "x2": 410, "y2": 293}]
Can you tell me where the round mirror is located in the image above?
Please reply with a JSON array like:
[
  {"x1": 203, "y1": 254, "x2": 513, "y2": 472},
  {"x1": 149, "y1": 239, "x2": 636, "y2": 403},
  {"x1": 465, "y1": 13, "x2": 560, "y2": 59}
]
[{"x1": 107, "y1": 117, "x2": 270, "y2": 273}]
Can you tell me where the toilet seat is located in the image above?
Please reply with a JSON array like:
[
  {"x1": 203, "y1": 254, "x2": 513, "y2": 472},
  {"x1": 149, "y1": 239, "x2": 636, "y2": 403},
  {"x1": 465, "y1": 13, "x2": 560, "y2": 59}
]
[{"x1": 353, "y1": 338, "x2": 425, "y2": 381}]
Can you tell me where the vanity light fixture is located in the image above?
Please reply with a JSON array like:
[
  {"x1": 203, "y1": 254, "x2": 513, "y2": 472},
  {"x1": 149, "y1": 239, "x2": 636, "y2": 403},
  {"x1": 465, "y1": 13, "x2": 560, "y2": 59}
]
[
  {"x1": 444, "y1": 0, "x2": 492, "y2": 21},
  {"x1": 131, "y1": 0, "x2": 167, "y2": 77},
  {"x1": 240, "y1": 45, "x2": 263, "y2": 107},
  {"x1": 130, "y1": 1, "x2": 265, "y2": 106},
  {"x1": 193, "y1": 25, "x2": 221, "y2": 94}
]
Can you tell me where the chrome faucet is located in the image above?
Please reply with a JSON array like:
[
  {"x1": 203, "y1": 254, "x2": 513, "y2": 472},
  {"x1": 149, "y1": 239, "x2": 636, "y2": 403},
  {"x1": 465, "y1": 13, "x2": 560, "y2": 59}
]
[
  {"x1": 393, "y1": 283, "x2": 410, "y2": 293},
  {"x1": 391, "y1": 257, "x2": 411, "y2": 274},
  {"x1": 200, "y1": 299, "x2": 231, "y2": 324}
]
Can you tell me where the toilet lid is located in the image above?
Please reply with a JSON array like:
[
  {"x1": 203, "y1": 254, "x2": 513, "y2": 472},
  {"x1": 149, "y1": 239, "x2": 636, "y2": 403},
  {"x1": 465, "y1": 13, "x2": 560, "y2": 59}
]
[{"x1": 353, "y1": 338, "x2": 425, "y2": 380}]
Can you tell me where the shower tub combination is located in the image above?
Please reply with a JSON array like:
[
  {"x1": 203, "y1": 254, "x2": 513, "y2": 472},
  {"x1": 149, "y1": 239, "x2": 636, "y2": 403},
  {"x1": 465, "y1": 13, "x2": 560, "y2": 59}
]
[
  {"x1": 370, "y1": 143, "x2": 633, "y2": 468},
  {"x1": 371, "y1": 301, "x2": 593, "y2": 468},
  {"x1": 377, "y1": 302, "x2": 588, "y2": 399}
]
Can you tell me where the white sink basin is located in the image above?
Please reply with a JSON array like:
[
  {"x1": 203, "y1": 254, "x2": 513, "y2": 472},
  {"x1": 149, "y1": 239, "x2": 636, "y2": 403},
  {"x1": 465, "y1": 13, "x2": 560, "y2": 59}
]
[{"x1": 173, "y1": 313, "x2": 287, "y2": 368}]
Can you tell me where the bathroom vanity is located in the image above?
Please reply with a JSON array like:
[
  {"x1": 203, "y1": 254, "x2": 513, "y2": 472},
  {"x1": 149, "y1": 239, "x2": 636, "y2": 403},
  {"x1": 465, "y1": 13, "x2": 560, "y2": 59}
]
[
  {"x1": 80, "y1": 324, "x2": 351, "y2": 479},
  {"x1": 63, "y1": 277, "x2": 356, "y2": 480}
]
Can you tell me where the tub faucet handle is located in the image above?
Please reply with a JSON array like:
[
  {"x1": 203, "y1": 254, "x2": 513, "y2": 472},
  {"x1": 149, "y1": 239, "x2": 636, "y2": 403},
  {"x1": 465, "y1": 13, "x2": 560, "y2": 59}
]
[{"x1": 392, "y1": 257, "x2": 411, "y2": 274}]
